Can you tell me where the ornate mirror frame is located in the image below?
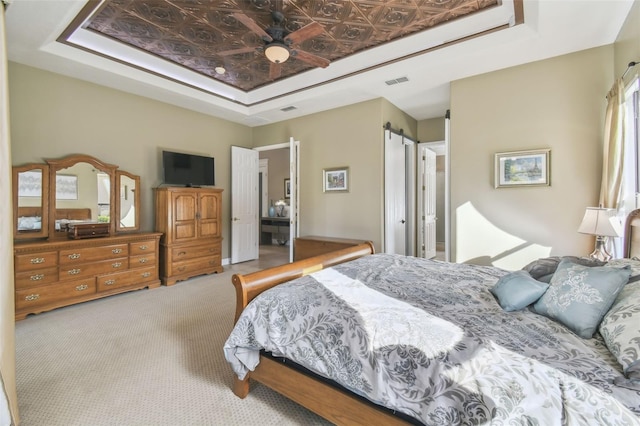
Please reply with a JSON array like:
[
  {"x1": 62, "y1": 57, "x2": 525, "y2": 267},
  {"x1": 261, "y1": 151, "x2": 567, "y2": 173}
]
[
  {"x1": 13, "y1": 163, "x2": 50, "y2": 240},
  {"x1": 115, "y1": 170, "x2": 140, "y2": 233},
  {"x1": 12, "y1": 154, "x2": 141, "y2": 240}
]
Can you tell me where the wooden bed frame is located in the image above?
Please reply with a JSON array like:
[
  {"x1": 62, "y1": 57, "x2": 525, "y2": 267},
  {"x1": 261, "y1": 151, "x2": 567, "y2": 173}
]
[
  {"x1": 624, "y1": 208, "x2": 640, "y2": 258},
  {"x1": 231, "y1": 241, "x2": 411, "y2": 425}
]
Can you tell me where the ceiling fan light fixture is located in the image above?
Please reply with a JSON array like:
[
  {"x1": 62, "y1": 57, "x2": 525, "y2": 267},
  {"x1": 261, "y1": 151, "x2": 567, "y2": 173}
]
[{"x1": 264, "y1": 42, "x2": 290, "y2": 64}]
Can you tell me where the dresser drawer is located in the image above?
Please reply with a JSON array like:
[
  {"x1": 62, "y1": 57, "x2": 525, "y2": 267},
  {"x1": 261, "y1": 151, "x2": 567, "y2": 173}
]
[
  {"x1": 59, "y1": 257, "x2": 129, "y2": 280},
  {"x1": 130, "y1": 239, "x2": 157, "y2": 256},
  {"x1": 167, "y1": 255, "x2": 221, "y2": 277},
  {"x1": 169, "y1": 241, "x2": 220, "y2": 262},
  {"x1": 15, "y1": 267, "x2": 59, "y2": 289},
  {"x1": 97, "y1": 266, "x2": 157, "y2": 292},
  {"x1": 16, "y1": 277, "x2": 96, "y2": 310},
  {"x1": 59, "y1": 244, "x2": 129, "y2": 265},
  {"x1": 14, "y1": 251, "x2": 58, "y2": 272},
  {"x1": 130, "y1": 253, "x2": 157, "y2": 268}
]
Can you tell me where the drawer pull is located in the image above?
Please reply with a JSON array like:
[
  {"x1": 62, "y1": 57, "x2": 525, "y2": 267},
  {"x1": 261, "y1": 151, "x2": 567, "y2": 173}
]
[
  {"x1": 177, "y1": 266, "x2": 186, "y2": 272},
  {"x1": 104, "y1": 279, "x2": 116, "y2": 286},
  {"x1": 138, "y1": 258, "x2": 148, "y2": 264},
  {"x1": 208, "y1": 248, "x2": 216, "y2": 253},
  {"x1": 30, "y1": 274, "x2": 45, "y2": 281},
  {"x1": 177, "y1": 251, "x2": 186, "y2": 257},
  {"x1": 75, "y1": 284, "x2": 89, "y2": 291},
  {"x1": 68, "y1": 269, "x2": 81, "y2": 275},
  {"x1": 142, "y1": 272, "x2": 151, "y2": 278},
  {"x1": 25, "y1": 294, "x2": 40, "y2": 301},
  {"x1": 30, "y1": 257, "x2": 45, "y2": 264},
  {"x1": 139, "y1": 245, "x2": 148, "y2": 250},
  {"x1": 112, "y1": 248, "x2": 123, "y2": 254},
  {"x1": 112, "y1": 262, "x2": 122, "y2": 268},
  {"x1": 68, "y1": 253, "x2": 81, "y2": 260}
]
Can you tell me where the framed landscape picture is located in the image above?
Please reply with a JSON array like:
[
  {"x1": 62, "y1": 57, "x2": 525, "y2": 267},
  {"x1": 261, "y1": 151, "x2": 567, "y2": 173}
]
[
  {"x1": 323, "y1": 167, "x2": 349, "y2": 192},
  {"x1": 494, "y1": 149, "x2": 550, "y2": 188}
]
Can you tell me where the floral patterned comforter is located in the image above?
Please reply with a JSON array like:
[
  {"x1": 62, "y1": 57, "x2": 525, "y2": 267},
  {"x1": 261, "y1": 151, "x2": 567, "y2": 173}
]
[{"x1": 224, "y1": 254, "x2": 640, "y2": 425}]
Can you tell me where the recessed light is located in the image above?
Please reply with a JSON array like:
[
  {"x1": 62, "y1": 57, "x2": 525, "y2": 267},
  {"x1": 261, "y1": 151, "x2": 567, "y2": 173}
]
[{"x1": 214, "y1": 66, "x2": 226, "y2": 75}]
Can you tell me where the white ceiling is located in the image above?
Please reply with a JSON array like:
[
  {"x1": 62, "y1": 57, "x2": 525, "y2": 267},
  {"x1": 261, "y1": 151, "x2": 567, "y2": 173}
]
[{"x1": 4, "y1": 0, "x2": 635, "y2": 126}]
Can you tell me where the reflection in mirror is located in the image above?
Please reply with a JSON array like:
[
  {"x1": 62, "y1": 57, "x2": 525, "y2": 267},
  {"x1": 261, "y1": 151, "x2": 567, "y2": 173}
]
[
  {"x1": 14, "y1": 164, "x2": 50, "y2": 240},
  {"x1": 54, "y1": 162, "x2": 110, "y2": 232},
  {"x1": 116, "y1": 171, "x2": 140, "y2": 232}
]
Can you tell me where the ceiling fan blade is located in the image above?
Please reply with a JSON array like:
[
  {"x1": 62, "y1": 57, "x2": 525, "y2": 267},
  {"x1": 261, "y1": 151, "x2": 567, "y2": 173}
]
[
  {"x1": 233, "y1": 13, "x2": 273, "y2": 42},
  {"x1": 285, "y1": 22, "x2": 324, "y2": 45},
  {"x1": 293, "y1": 49, "x2": 330, "y2": 68},
  {"x1": 218, "y1": 46, "x2": 257, "y2": 56},
  {"x1": 269, "y1": 63, "x2": 282, "y2": 80}
]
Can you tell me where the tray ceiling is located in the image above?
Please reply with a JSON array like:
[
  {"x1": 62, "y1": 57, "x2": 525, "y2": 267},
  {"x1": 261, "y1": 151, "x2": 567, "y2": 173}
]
[{"x1": 66, "y1": 0, "x2": 503, "y2": 92}]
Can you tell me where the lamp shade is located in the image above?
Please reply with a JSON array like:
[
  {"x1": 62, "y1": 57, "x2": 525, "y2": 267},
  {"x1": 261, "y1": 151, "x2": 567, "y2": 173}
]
[
  {"x1": 577, "y1": 207, "x2": 622, "y2": 237},
  {"x1": 264, "y1": 43, "x2": 290, "y2": 63}
]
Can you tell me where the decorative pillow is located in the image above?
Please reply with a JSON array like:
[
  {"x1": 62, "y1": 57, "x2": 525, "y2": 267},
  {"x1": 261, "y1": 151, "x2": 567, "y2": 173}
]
[
  {"x1": 605, "y1": 258, "x2": 640, "y2": 283},
  {"x1": 490, "y1": 271, "x2": 549, "y2": 312},
  {"x1": 532, "y1": 259, "x2": 631, "y2": 338},
  {"x1": 522, "y1": 256, "x2": 606, "y2": 281},
  {"x1": 599, "y1": 281, "x2": 640, "y2": 384}
]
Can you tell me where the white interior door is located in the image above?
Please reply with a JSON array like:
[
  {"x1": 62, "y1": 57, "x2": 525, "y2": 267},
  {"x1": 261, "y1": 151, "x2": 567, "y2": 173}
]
[
  {"x1": 418, "y1": 145, "x2": 437, "y2": 258},
  {"x1": 289, "y1": 137, "x2": 299, "y2": 263},
  {"x1": 231, "y1": 146, "x2": 259, "y2": 264},
  {"x1": 384, "y1": 130, "x2": 406, "y2": 255}
]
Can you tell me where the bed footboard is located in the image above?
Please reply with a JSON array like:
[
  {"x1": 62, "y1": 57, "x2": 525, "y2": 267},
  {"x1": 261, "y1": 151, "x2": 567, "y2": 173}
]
[{"x1": 231, "y1": 241, "x2": 375, "y2": 322}]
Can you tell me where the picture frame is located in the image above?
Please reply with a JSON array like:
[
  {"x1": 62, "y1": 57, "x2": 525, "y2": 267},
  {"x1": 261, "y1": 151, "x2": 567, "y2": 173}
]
[
  {"x1": 284, "y1": 178, "x2": 291, "y2": 199},
  {"x1": 494, "y1": 149, "x2": 550, "y2": 188},
  {"x1": 56, "y1": 174, "x2": 78, "y2": 200},
  {"x1": 323, "y1": 167, "x2": 349, "y2": 192},
  {"x1": 18, "y1": 170, "x2": 43, "y2": 197}
]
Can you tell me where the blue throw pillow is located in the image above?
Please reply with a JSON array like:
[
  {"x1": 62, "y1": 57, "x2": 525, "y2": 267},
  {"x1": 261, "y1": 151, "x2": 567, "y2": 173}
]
[
  {"x1": 490, "y1": 270, "x2": 549, "y2": 312},
  {"x1": 532, "y1": 259, "x2": 631, "y2": 338}
]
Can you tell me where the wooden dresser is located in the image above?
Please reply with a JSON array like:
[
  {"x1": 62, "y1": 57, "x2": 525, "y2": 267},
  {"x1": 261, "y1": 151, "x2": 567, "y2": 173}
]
[
  {"x1": 294, "y1": 236, "x2": 372, "y2": 261},
  {"x1": 14, "y1": 233, "x2": 161, "y2": 320},
  {"x1": 154, "y1": 187, "x2": 223, "y2": 286}
]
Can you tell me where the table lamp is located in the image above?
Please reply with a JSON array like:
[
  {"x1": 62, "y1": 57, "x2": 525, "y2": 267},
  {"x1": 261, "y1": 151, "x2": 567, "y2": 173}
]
[{"x1": 577, "y1": 207, "x2": 621, "y2": 261}]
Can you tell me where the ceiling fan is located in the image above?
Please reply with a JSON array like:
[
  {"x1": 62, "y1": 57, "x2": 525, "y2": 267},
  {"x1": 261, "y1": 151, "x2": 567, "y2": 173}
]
[{"x1": 219, "y1": 10, "x2": 330, "y2": 80}]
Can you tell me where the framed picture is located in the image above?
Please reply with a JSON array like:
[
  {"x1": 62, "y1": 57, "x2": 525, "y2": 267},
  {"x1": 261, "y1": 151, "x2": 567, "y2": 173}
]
[
  {"x1": 284, "y1": 178, "x2": 291, "y2": 199},
  {"x1": 494, "y1": 149, "x2": 550, "y2": 188},
  {"x1": 56, "y1": 174, "x2": 78, "y2": 200},
  {"x1": 18, "y1": 170, "x2": 43, "y2": 197},
  {"x1": 323, "y1": 167, "x2": 349, "y2": 192}
]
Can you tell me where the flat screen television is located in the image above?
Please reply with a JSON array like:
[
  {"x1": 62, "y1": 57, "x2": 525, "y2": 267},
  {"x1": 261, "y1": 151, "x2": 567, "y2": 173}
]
[{"x1": 162, "y1": 150, "x2": 215, "y2": 187}]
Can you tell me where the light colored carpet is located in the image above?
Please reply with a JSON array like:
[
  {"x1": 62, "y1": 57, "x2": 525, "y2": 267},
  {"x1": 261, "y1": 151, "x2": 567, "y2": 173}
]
[{"x1": 15, "y1": 246, "x2": 331, "y2": 426}]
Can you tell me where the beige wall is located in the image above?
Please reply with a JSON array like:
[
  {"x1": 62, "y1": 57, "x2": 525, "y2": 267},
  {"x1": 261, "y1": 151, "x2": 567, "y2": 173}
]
[
  {"x1": 252, "y1": 98, "x2": 416, "y2": 251},
  {"x1": 450, "y1": 46, "x2": 614, "y2": 270},
  {"x1": 614, "y1": 0, "x2": 640, "y2": 81},
  {"x1": 9, "y1": 62, "x2": 253, "y2": 259},
  {"x1": 259, "y1": 148, "x2": 289, "y2": 206},
  {"x1": 418, "y1": 117, "x2": 446, "y2": 142}
]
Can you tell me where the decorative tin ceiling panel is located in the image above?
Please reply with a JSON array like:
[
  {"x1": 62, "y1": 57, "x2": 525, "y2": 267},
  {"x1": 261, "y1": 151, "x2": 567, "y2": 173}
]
[{"x1": 83, "y1": 0, "x2": 499, "y2": 91}]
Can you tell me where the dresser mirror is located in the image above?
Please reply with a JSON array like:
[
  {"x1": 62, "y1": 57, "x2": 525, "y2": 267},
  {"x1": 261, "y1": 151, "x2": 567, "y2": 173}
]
[
  {"x1": 116, "y1": 170, "x2": 140, "y2": 232},
  {"x1": 13, "y1": 163, "x2": 50, "y2": 240},
  {"x1": 12, "y1": 154, "x2": 141, "y2": 240}
]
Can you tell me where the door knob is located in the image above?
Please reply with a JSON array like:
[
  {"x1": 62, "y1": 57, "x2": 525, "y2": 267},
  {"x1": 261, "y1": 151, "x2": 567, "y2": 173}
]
[
  {"x1": 233, "y1": 217, "x2": 239, "y2": 221},
  {"x1": 401, "y1": 219, "x2": 406, "y2": 224}
]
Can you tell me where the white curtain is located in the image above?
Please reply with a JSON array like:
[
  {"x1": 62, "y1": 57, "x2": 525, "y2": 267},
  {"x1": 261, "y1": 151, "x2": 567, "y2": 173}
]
[
  {"x1": 0, "y1": 2, "x2": 18, "y2": 425},
  {"x1": 599, "y1": 78, "x2": 626, "y2": 258},
  {"x1": 599, "y1": 78, "x2": 626, "y2": 209}
]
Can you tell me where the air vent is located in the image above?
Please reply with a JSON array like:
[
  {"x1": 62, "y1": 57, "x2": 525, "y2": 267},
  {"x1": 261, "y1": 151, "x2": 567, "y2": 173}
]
[
  {"x1": 385, "y1": 76, "x2": 409, "y2": 86},
  {"x1": 281, "y1": 106, "x2": 297, "y2": 112}
]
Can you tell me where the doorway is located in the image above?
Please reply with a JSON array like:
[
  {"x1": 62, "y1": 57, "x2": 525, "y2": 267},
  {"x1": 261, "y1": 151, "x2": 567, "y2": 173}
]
[{"x1": 231, "y1": 139, "x2": 299, "y2": 265}]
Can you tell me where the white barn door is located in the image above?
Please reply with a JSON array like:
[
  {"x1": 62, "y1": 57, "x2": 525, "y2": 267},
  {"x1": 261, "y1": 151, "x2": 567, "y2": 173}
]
[{"x1": 231, "y1": 146, "x2": 259, "y2": 264}]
